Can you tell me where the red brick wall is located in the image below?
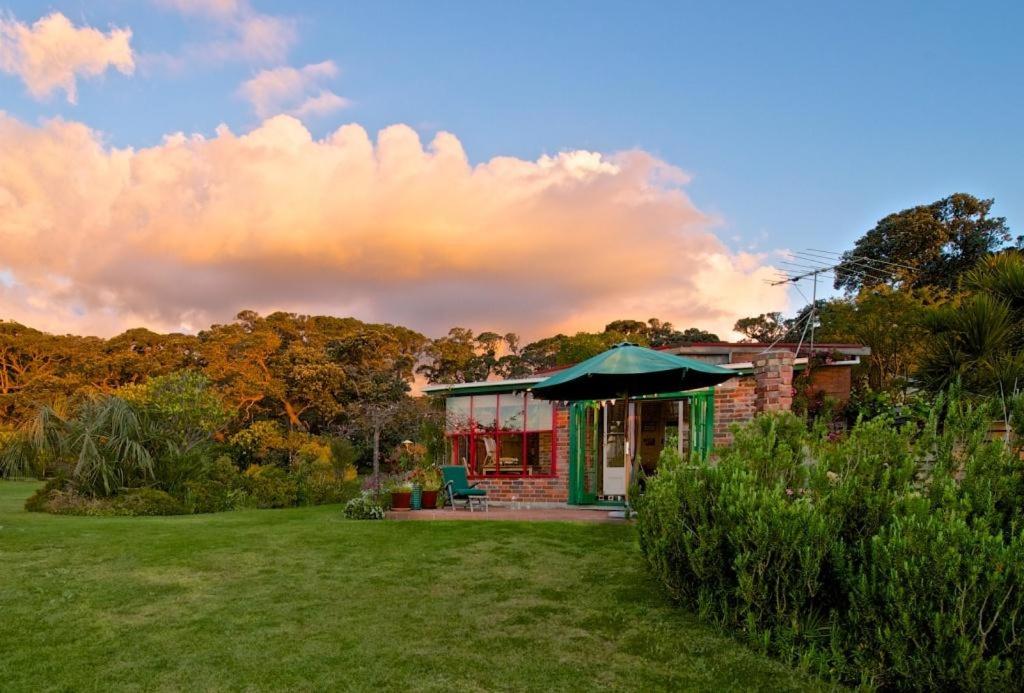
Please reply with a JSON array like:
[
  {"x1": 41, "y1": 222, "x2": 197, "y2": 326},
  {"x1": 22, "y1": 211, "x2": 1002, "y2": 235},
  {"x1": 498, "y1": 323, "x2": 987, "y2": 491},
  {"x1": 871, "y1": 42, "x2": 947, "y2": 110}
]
[
  {"x1": 754, "y1": 351, "x2": 795, "y2": 412},
  {"x1": 470, "y1": 406, "x2": 570, "y2": 505},
  {"x1": 713, "y1": 375, "x2": 758, "y2": 447}
]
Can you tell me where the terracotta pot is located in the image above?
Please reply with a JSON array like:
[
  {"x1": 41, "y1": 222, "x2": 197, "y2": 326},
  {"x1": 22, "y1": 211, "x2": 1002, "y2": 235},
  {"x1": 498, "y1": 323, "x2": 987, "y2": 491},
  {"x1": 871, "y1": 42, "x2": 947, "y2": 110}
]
[
  {"x1": 391, "y1": 491, "x2": 412, "y2": 511},
  {"x1": 421, "y1": 490, "x2": 438, "y2": 509}
]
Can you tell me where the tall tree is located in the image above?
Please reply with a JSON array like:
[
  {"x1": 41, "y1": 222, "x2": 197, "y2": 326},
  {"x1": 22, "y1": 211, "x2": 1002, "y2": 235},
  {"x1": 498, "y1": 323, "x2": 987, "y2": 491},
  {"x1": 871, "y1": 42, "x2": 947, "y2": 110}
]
[
  {"x1": 331, "y1": 328, "x2": 420, "y2": 476},
  {"x1": 814, "y1": 289, "x2": 933, "y2": 393},
  {"x1": 835, "y1": 193, "x2": 1012, "y2": 293}
]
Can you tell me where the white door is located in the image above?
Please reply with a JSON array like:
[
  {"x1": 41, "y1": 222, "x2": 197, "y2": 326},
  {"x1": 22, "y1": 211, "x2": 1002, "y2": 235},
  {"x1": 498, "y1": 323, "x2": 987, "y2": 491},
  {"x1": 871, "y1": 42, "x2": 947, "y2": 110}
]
[{"x1": 602, "y1": 402, "x2": 627, "y2": 496}]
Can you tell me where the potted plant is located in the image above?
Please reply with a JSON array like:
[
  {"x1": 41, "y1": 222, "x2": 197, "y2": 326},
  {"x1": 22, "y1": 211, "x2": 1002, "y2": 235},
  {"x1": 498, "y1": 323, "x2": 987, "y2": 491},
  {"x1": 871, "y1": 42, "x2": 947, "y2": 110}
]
[
  {"x1": 412, "y1": 466, "x2": 443, "y2": 509},
  {"x1": 385, "y1": 477, "x2": 413, "y2": 511}
]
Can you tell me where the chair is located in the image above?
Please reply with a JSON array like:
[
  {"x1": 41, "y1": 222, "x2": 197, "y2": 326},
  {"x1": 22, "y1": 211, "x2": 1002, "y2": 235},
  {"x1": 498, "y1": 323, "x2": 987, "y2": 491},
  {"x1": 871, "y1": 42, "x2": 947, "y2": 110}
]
[
  {"x1": 483, "y1": 437, "x2": 520, "y2": 473},
  {"x1": 441, "y1": 465, "x2": 488, "y2": 512}
]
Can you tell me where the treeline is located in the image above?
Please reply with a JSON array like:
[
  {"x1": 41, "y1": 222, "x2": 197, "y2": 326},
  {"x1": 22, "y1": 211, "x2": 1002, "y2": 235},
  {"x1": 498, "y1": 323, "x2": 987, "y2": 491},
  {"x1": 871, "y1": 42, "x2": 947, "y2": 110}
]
[{"x1": 0, "y1": 309, "x2": 717, "y2": 462}]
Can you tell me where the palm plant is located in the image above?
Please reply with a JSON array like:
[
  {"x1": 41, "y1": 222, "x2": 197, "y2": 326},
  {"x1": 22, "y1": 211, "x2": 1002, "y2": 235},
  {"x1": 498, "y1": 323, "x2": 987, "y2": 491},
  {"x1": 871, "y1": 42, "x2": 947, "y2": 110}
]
[
  {"x1": 920, "y1": 252, "x2": 1024, "y2": 397},
  {"x1": 0, "y1": 396, "x2": 154, "y2": 496}
]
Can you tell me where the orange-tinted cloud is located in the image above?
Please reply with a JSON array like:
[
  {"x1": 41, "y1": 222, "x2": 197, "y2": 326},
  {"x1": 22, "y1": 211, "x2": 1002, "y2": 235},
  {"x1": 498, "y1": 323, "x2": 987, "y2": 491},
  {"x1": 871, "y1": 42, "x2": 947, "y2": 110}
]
[
  {"x1": 0, "y1": 113, "x2": 788, "y2": 338},
  {"x1": 153, "y1": 0, "x2": 296, "y2": 65},
  {"x1": 0, "y1": 12, "x2": 134, "y2": 103},
  {"x1": 239, "y1": 61, "x2": 348, "y2": 119}
]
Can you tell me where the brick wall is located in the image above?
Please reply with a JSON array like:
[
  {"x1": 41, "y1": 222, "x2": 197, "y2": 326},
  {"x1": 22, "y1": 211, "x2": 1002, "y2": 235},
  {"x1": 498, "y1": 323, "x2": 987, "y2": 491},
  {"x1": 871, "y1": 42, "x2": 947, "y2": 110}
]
[
  {"x1": 754, "y1": 351, "x2": 795, "y2": 412},
  {"x1": 713, "y1": 375, "x2": 758, "y2": 447}
]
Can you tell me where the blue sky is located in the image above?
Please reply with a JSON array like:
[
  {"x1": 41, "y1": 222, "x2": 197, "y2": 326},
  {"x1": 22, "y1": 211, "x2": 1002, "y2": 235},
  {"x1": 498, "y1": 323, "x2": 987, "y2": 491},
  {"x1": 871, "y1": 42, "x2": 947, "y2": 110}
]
[
  {"x1": 5, "y1": 1, "x2": 1020, "y2": 251},
  {"x1": 0, "y1": 1, "x2": 1021, "y2": 337}
]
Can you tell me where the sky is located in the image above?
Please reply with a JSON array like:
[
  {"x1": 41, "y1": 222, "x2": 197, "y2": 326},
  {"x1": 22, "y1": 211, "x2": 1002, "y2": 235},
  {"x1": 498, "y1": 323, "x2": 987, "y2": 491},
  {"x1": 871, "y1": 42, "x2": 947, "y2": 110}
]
[{"x1": 0, "y1": 1, "x2": 1021, "y2": 340}]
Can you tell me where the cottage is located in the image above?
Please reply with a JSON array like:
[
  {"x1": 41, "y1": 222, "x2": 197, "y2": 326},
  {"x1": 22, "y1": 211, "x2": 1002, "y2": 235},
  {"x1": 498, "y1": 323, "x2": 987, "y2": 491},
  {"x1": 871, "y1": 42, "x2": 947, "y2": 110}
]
[{"x1": 423, "y1": 342, "x2": 869, "y2": 508}]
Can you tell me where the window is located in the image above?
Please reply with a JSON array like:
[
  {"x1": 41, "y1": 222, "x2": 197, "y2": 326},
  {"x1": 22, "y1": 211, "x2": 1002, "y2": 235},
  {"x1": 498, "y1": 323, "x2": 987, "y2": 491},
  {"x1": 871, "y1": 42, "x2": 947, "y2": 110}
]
[{"x1": 445, "y1": 392, "x2": 556, "y2": 477}]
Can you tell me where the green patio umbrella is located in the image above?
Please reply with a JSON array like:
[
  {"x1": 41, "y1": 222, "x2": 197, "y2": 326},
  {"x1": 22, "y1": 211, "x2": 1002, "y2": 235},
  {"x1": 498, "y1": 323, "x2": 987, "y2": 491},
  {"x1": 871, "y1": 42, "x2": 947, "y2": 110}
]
[
  {"x1": 529, "y1": 342, "x2": 735, "y2": 402},
  {"x1": 530, "y1": 342, "x2": 735, "y2": 506}
]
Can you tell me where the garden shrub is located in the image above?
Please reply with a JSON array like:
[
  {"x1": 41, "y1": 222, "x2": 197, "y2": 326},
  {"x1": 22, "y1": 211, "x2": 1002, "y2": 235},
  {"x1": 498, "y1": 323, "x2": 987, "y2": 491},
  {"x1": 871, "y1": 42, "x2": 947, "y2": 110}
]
[
  {"x1": 24, "y1": 477, "x2": 66, "y2": 513},
  {"x1": 183, "y1": 456, "x2": 246, "y2": 513},
  {"x1": 636, "y1": 405, "x2": 1024, "y2": 690},
  {"x1": 109, "y1": 488, "x2": 187, "y2": 516},
  {"x1": 241, "y1": 464, "x2": 298, "y2": 508},
  {"x1": 342, "y1": 493, "x2": 385, "y2": 520},
  {"x1": 25, "y1": 485, "x2": 185, "y2": 516}
]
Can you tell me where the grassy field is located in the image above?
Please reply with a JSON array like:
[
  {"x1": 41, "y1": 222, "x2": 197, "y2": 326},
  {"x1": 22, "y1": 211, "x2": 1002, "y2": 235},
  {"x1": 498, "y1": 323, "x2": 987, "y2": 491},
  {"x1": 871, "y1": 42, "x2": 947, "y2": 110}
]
[{"x1": 0, "y1": 481, "x2": 820, "y2": 692}]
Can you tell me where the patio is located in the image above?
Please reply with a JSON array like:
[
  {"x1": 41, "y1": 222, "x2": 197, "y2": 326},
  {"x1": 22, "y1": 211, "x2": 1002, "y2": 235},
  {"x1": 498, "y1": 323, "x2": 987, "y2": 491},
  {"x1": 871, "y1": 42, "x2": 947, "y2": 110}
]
[{"x1": 385, "y1": 507, "x2": 627, "y2": 523}]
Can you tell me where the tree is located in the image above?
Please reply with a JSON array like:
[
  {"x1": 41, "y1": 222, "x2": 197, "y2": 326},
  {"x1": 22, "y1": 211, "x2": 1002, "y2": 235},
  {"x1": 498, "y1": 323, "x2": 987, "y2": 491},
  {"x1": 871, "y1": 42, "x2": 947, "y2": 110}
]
[
  {"x1": 417, "y1": 328, "x2": 520, "y2": 384},
  {"x1": 331, "y1": 328, "x2": 419, "y2": 476},
  {"x1": 835, "y1": 193, "x2": 1012, "y2": 293},
  {"x1": 1, "y1": 396, "x2": 154, "y2": 495},
  {"x1": 733, "y1": 312, "x2": 789, "y2": 343},
  {"x1": 918, "y1": 252, "x2": 1024, "y2": 397},
  {"x1": 814, "y1": 289, "x2": 933, "y2": 393},
  {"x1": 673, "y1": 327, "x2": 721, "y2": 344}
]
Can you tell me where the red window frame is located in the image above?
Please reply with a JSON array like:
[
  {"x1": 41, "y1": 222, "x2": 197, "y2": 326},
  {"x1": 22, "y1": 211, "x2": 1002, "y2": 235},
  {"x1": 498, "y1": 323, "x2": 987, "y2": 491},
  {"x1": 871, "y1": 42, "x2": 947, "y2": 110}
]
[{"x1": 447, "y1": 392, "x2": 557, "y2": 479}]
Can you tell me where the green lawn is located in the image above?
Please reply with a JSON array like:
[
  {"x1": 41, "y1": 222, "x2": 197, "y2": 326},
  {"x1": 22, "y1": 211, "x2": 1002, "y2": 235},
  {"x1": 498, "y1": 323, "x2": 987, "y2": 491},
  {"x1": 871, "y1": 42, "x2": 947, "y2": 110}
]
[{"x1": 0, "y1": 481, "x2": 821, "y2": 692}]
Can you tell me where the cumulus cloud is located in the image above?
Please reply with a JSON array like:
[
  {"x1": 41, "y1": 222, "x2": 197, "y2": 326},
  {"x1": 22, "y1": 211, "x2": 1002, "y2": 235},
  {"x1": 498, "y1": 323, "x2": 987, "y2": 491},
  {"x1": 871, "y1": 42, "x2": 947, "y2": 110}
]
[
  {"x1": 0, "y1": 12, "x2": 134, "y2": 103},
  {"x1": 239, "y1": 61, "x2": 348, "y2": 119},
  {"x1": 154, "y1": 0, "x2": 296, "y2": 64},
  {"x1": 0, "y1": 113, "x2": 787, "y2": 338}
]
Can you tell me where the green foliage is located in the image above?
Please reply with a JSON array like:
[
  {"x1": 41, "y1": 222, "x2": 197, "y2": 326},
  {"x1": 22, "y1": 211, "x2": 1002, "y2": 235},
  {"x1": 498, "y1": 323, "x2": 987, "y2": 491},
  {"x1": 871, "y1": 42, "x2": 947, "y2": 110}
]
[
  {"x1": 636, "y1": 400, "x2": 1024, "y2": 689},
  {"x1": 835, "y1": 193, "x2": 1012, "y2": 293},
  {"x1": 13, "y1": 396, "x2": 155, "y2": 496},
  {"x1": 25, "y1": 485, "x2": 186, "y2": 516},
  {"x1": 230, "y1": 420, "x2": 289, "y2": 466},
  {"x1": 920, "y1": 252, "x2": 1024, "y2": 398},
  {"x1": 241, "y1": 464, "x2": 299, "y2": 508},
  {"x1": 182, "y1": 455, "x2": 247, "y2": 513},
  {"x1": 342, "y1": 493, "x2": 386, "y2": 520}
]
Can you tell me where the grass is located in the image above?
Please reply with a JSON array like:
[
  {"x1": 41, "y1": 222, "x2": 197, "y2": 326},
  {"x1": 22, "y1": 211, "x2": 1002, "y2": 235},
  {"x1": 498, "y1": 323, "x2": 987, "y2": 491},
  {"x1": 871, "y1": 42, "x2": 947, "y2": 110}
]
[{"x1": 0, "y1": 481, "x2": 822, "y2": 692}]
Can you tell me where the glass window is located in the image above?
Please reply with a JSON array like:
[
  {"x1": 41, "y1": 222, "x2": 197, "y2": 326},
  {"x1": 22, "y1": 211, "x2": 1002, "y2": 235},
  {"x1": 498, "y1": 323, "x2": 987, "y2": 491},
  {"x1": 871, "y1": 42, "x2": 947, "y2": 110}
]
[
  {"x1": 499, "y1": 393, "x2": 525, "y2": 432},
  {"x1": 445, "y1": 392, "x2": 555, "y2": 478},
  {"x1": 446, "y1": 397, "x2": 472, "y2": 433},
  {"x1": 474, "y1": 434, "x2": 497, "y2": 476},
  {"x1": 526, "y1": 393, "x2": 553, "y2": 431},
  {"x1": 470, "y1": 395, "x2": 497, "y2": 431},
  {"x1": 525, "y1": 431, "x2": 553, "y2": 475},
  {"x1": 451, "y1": 435, "x2": 470, "y2": 469},
  {"x1": 498, "y1": 434, "x2": 523, "y2": 475}
]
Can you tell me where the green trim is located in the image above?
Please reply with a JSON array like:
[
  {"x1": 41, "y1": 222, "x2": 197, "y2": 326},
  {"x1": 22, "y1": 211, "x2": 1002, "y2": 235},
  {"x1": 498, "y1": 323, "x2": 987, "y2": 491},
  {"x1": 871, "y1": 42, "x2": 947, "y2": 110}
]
[
  {"x1": 567, "y1": 390, "x2": 717, "y2": 505},
  {"x1": 423, "y1": 381, "x2": 542, "y2": 397}
]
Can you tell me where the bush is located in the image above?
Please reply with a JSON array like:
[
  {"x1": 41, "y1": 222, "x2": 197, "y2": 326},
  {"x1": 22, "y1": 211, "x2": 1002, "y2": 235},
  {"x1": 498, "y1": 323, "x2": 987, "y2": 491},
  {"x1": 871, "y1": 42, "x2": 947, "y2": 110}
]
[
  {"x1": 241, "y1": 464, "x2": 298, "y2": 508},
  {"x1": 24, "y1": 477, "x2": 66, "y2": 513},
  {"x1": 342, "y1": 493, "x2": 385, "y2": 520},
  {"x1": 636, "y1": 404, "x2": 1024, "y2": 690},
  {"x1": 183, "y1": 456, "x2": 247, "y2": 513},
  {"x1": 109, "y1": 488, "x2": 186, "y2": 516},
  {"x1": 25, "y1": 484, "x2": 185, "y2": 516}
]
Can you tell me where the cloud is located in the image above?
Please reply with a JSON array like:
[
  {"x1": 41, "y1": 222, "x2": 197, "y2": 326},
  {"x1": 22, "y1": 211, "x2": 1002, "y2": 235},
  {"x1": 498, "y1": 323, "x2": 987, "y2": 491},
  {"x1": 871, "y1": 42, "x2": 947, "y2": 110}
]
[
  {"x1": 239, "y1": 61, "x2": 348, "y2": 119},
  {"x1": 0, "y1": 113, "x2": 788, "y2": 339},
  {"x1": 0, "y1": 12, "x2": 134, "y2": 103},
  {"x1": 154, "y1": 0, "x2": 296, "y2": 65}
]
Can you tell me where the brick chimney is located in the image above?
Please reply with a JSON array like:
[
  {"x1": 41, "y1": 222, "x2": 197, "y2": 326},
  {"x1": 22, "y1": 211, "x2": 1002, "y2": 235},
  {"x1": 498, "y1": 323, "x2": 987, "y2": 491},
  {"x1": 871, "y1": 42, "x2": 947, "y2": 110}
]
[{"x1": 753, "y1": 351, "x2": 795, "y2": 413}]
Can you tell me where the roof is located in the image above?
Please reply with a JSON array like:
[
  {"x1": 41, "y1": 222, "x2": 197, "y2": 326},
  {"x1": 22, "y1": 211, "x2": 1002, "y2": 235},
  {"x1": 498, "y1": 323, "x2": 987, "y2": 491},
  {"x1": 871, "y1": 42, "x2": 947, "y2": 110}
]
[{"x1": 420, "y1": 377, "x2": 545, "y2": 396}]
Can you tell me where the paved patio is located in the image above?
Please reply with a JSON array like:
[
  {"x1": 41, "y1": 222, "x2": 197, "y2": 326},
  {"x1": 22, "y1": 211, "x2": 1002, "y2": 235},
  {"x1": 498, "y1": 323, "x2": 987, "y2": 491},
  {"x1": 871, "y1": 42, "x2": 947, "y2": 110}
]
[{"x1": 386, "y1": 507, "x2": 627, "y2": 523}]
